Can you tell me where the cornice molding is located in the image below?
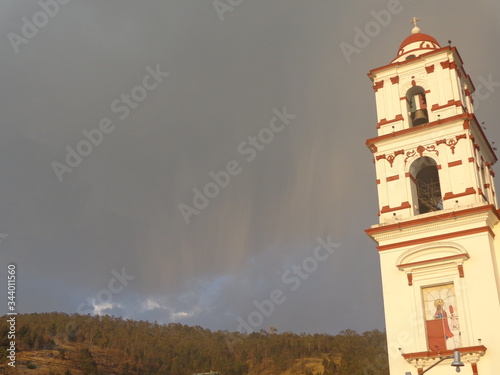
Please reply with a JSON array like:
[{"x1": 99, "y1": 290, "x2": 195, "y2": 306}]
[{"x1": 366, "y1": 205, "x2": 499, "y2": 245}]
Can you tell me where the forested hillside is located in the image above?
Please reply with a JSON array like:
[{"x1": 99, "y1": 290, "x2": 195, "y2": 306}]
[{"x1": 0, "y1": 313, "x2": 389, "y2": 375}]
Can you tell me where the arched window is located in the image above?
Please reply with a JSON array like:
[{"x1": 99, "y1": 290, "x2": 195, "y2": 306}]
[
  {"x1": 407, "y1": 86, "x2": 429, "y2": 127},
  {"x1": 410, "y1": 157, "x2": 442, "y2": 214}
]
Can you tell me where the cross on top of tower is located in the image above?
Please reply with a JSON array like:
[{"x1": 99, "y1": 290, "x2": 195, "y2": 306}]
[{"x1": 411, "y1": 17, "x2": 421, "y2": 34}]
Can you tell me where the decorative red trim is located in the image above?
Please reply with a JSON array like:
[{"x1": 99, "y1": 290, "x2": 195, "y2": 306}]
[
  {"x1": 367, "y1": 112, "x2": 496, "y2": 164},
  {"x1": 386, "y1": 175, "x2": 399, "y2": 182},
  {"x1": 373, "y1": 80, "x2": 384, "y2": 92},
  {"x1": 465, "y1": 73, "x2": 476, "y2": 92},
  {"x1": 440, "y1": 60, "x2": 457, "y2": 70},
  {"x1": 402, "y1": 345, "x2": 487, "y2": 360},
  {"x1": 443, "y1": 187, "x2": 476, "y2": 200},
  {"x1": 380, "y1": 201, "x2": 411, "y2": 214},
  {"x1": 419, "y1": 41, "x2": 433, "y2": 49},
  {"x1": 376, "y1": 150, "x2": 404, "y2": 167},
  {"x1": 431, "y1": 99, "x2": 463, "y2": 111},
  {"x1": 448, "y1": 160, "x2": 463, "y2": 167},
  {"x1": 484, "y1": 183, "x2": 491, "y2": 189},
  {"x1": 469, "y1": 157, "x2": 475, "y2": 163},
  {"x1": 377, "y1": 114, "x2": 404, "y2": 128},
  {"x1": 407, "y1": 273, "x2": 413, "y2": 286},
  {"x1": 471, "y1": 362, "x2": 478, "y2": 375},
  {"x1": 390, "y1": 76, "x2": 399, "y2": 84},
  {"x1": 437, "y1": 165, "x2": 442, "y2": 170},
  {"x1": 479, "y1": 189, "x2": 488, "y2": 202},
  {"x1": 366, "y1": 113, "x2": 469, "y2": 148},
  {"x1": 395, "y1": 45, "x2": 441, "y2": 63},
  {"x1": 404, "y1": 145, "x2": 440, "y2": 166},
  {"x1": 377, "y1": 227, "x2": 492, "y2": 252},
  {"x1": 425, "y1": 65, "x2": 435, "y2": 74},
  {"x1": 366, "y1": 204, "x2": 500, "y2": 235},
  {"x1": 436, "y1": 134, "x2": 467, "y2": 155},
  {"x1": 368, "y1": 46, "x2": 458, "y2": 76},
  {"x1": 458, "y1": 264, "x2": 465, "y2": 278},
  {"x1": 419, "y1": 145, "x2": 438, "y2": 157},
  {"x1": 398, "y1": 254, "x2": 470, "y2": 270},
  {"x1": 376, "y1": 179, "x2": 380, "y2": 185}
]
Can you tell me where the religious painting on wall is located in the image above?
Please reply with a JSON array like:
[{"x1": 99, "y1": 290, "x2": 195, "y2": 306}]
[{"x1": 422, "y1": 283, "x2": 461, "y2": 351}]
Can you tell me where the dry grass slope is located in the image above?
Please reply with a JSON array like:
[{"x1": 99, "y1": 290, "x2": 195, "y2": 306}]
[{"x1": 0, "y1": 341, "x2": 128, "y2": 375}]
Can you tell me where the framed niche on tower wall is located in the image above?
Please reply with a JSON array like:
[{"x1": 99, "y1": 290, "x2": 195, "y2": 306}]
[
  {"x1": 422, "y1": 283, "x2": 462, "y2": 351},
  {"x1": 395, "y1": 242, "x2": 471, "y2": 352}
]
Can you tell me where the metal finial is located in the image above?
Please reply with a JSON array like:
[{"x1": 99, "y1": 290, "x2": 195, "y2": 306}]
[{"x1": 411, "y1": 17, "x2": 421, "y2": 34}]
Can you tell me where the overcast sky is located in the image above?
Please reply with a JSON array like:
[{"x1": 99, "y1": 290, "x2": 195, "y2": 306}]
[{"x1": 1, "y1": 0, "x2": 499, "y2": 335}]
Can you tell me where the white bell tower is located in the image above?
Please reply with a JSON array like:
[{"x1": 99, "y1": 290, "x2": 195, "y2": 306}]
[{"x1": 365, "y1": 19, "x2": 500, "y2": 375}]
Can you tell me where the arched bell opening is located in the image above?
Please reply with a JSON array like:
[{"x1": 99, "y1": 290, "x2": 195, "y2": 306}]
[
  {"x1": 410, "y1": 157, "x2": 442, "y2": 214},
  {"x1": 407, "y1": 86, "x2": 429, "y2": 127}
]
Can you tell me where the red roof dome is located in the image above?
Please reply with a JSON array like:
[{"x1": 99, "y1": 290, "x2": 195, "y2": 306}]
[
  {"x1": 392, "y1": 31, "x2": 441, "y2": 63},
  {"x1": 398, "y1": 33, "x2": 440, "y2": 51}
]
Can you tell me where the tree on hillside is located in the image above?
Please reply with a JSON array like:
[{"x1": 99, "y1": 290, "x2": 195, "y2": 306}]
[{"x1": 77, "y1": 348, "x2": 99, "y2": 375}]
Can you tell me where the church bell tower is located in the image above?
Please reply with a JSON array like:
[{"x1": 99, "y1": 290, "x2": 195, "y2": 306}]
[{"x1": 365, "y1": 19, "x2": 500, "y2": 375}]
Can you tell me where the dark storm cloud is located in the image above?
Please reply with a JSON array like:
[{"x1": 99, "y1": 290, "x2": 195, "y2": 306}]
[{"x1": 0, "y1": 0, "x2": 499, "y2": 334}]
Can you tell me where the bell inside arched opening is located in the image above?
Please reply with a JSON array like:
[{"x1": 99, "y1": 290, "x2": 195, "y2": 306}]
[{"x1": 407, "y1": 86, "x2": 429, "y2": 127}]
